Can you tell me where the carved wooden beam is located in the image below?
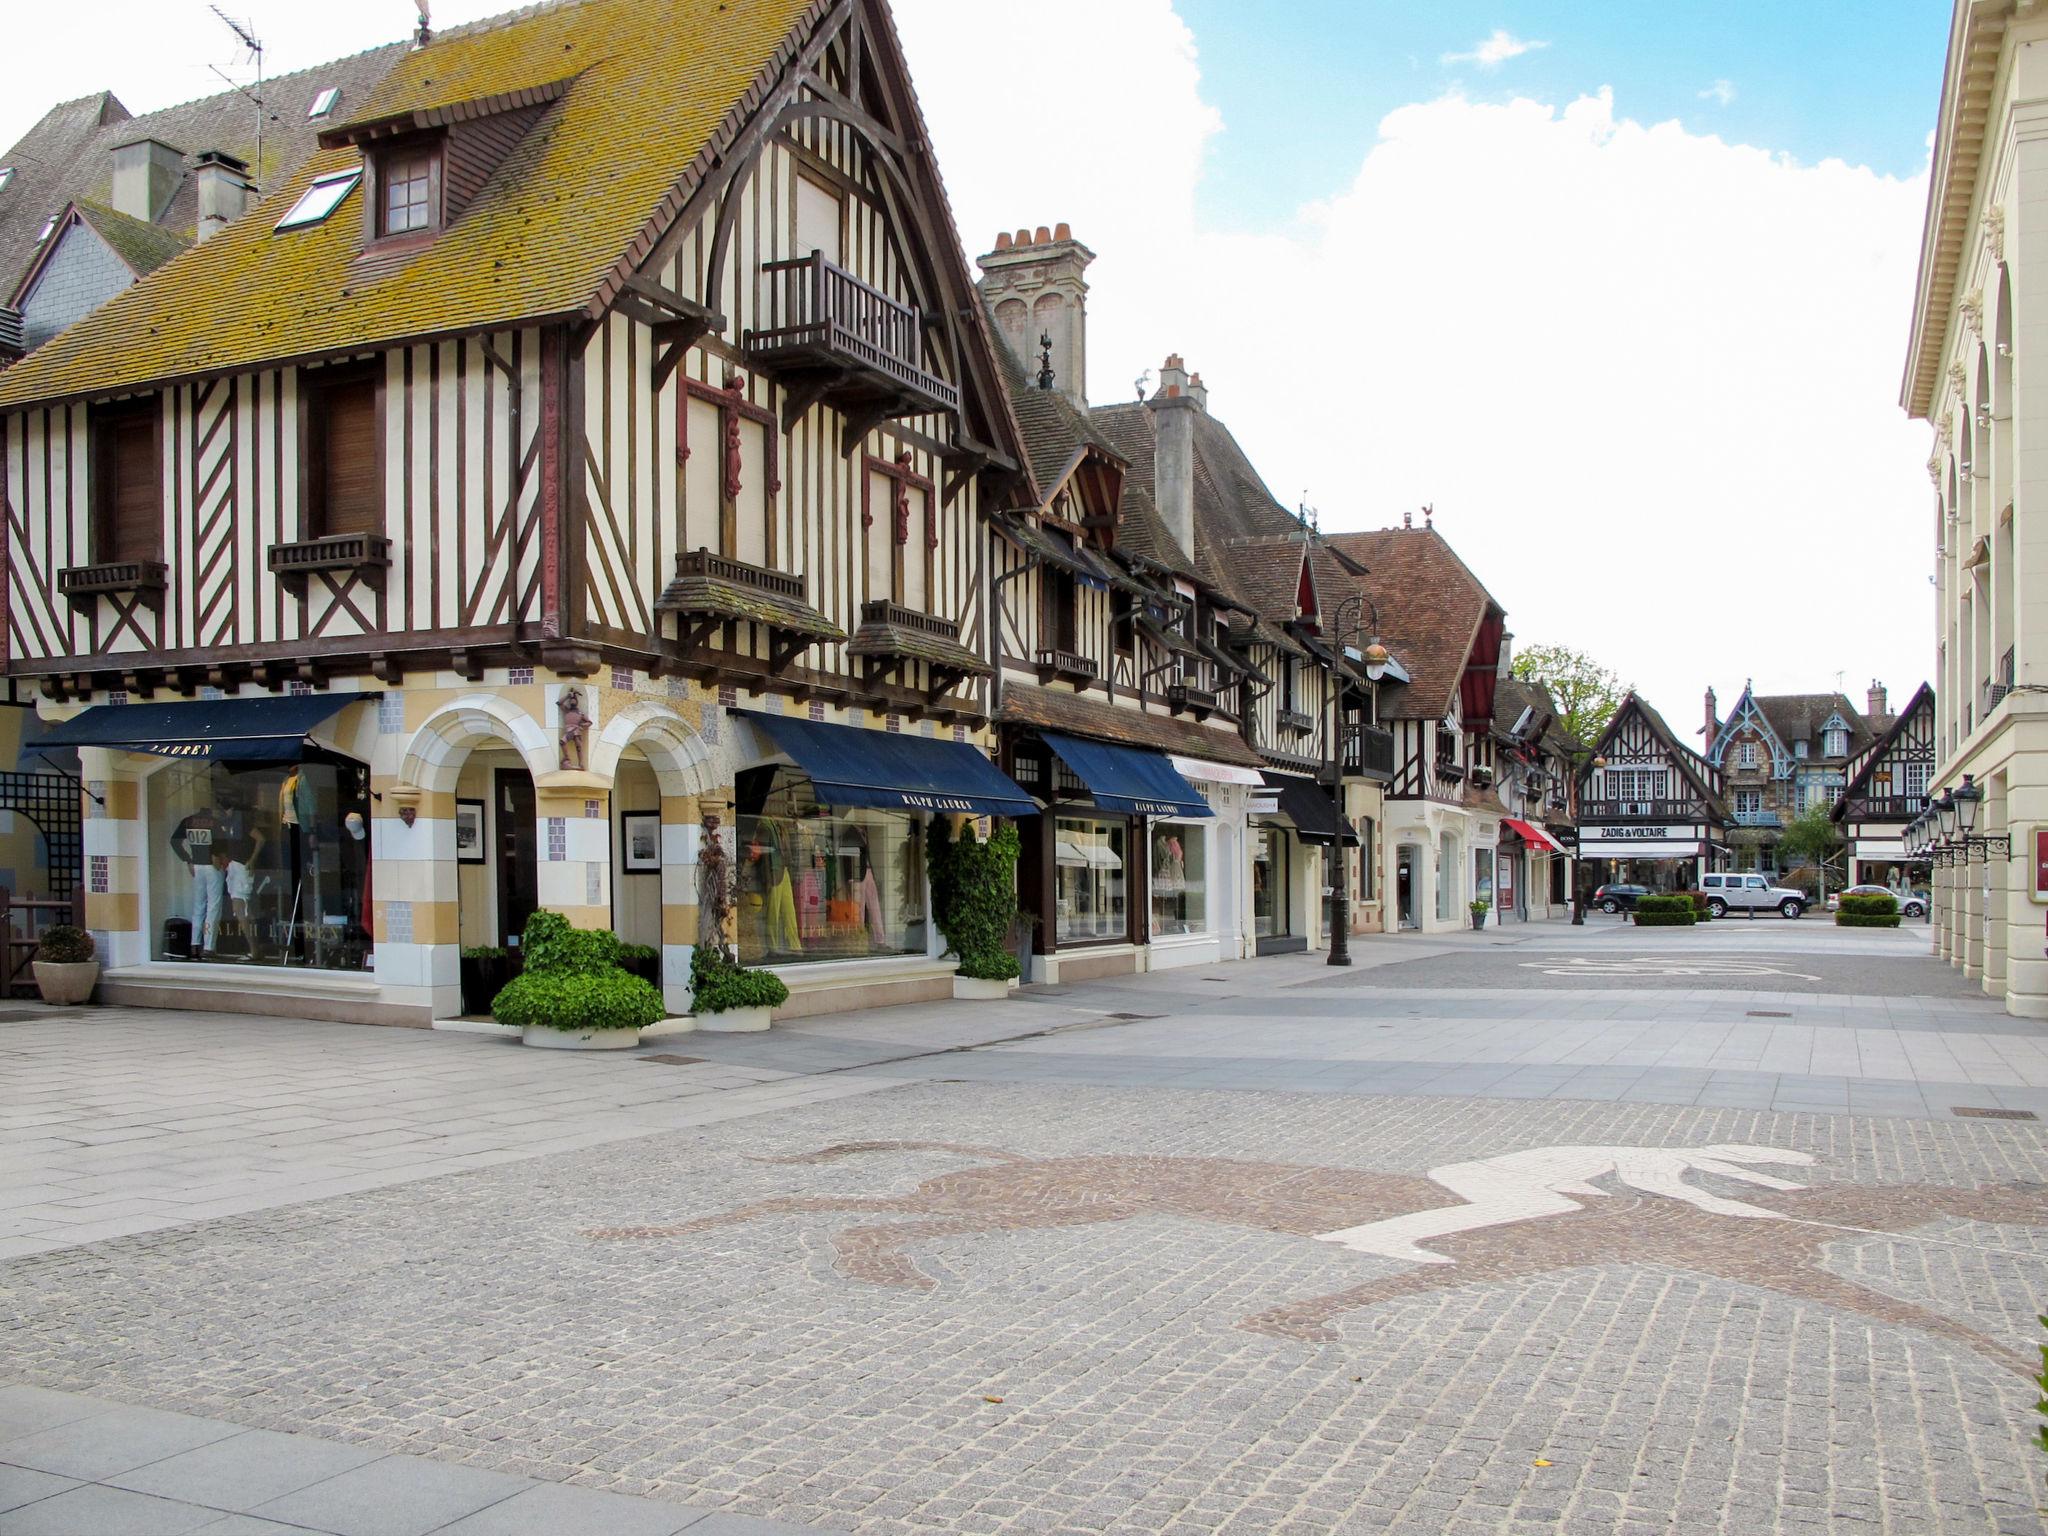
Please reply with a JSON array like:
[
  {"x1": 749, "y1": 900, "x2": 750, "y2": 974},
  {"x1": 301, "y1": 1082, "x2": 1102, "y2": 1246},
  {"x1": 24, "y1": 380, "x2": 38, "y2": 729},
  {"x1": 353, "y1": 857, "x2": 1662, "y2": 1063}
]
[
  {"x1": 449, "y1": 647, "x2": 487, "y2": 683},
  {"x1": 370, "y1": 654, "x2": 405, "y2": 686}
]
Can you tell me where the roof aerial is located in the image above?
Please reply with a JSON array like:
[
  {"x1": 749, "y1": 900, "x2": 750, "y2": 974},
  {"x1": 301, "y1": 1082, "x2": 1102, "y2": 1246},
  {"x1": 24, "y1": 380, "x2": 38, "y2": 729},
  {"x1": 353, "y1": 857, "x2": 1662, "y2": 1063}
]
[
  {"x1": 275, "y1": 168, "x2": 359, "y2": 231},
  {"x1": 307, "y1": 87, "x2": 341, "y2": 119}
]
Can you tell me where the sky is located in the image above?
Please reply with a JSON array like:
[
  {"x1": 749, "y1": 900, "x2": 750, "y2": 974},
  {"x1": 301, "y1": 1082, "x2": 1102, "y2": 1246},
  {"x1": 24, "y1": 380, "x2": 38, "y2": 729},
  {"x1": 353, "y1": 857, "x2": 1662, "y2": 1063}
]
[{"x1": 0, "y1": 0, "x2": 1954, "y2": 736}]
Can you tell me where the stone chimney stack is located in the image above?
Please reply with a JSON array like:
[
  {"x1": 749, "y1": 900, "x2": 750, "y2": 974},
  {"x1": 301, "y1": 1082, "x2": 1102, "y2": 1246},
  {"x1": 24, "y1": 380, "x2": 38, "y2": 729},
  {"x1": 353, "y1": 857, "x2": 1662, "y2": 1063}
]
[
  {"x1": 1867, "y1": 680, "x2": 1888, "y2": 719},
  {"x1": 1147, "y1": 353, "x2": 1197, "y2": 559},
  {"x1": 1703, "y1": 687, "x2": 1719, "y2": 752},
  {"x1": 193, "y1": 151, "x2": 252, "y2": 242},
  {"x1": 110, "y1": 137, "x2": 184, "y2": 224},
  {"x1": 975, "y1": 222, "x2": 1094, "y2": 409}
]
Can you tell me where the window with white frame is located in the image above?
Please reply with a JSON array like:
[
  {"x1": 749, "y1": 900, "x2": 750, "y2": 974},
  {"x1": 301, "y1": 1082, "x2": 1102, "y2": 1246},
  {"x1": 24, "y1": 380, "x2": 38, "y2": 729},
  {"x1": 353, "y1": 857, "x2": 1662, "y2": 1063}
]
[
  {"x1": 1899, "y1": 759, "x2": 1931, "y2": 803},
  {"x1": 1596, "y1": 765, "x2": 1669, "y2": 804},
  {"x1": 1823, "y1": 726, "x2": 1848, "y2": 758}
]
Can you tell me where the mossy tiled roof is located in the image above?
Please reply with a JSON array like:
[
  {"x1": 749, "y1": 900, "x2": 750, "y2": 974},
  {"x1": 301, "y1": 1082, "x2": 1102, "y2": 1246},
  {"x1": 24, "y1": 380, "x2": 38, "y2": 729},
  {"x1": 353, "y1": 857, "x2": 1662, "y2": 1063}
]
[
  {"x1": 998, "y1": 686, "x2": 1263, "y2": 769},
  {"x1": 72, "y1": 202, "x2": 190, "y2": 278},
  {"x1": 0, "y1": 0, "x2": 820, "y2": 407},
  {"x1": 654, "y1": 570, "x2": 844, "y2": 641},
  {"x1": 846, "y1": 619, "x2": 990, "y2": 676}
]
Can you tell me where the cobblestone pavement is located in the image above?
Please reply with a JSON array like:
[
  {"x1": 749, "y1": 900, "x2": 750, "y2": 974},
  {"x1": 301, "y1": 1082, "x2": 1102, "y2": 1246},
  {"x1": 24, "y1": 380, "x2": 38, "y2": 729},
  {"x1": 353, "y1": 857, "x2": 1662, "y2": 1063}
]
[{"x1": 6, "y1": 918, "x2": 2048, "y2": 1533}]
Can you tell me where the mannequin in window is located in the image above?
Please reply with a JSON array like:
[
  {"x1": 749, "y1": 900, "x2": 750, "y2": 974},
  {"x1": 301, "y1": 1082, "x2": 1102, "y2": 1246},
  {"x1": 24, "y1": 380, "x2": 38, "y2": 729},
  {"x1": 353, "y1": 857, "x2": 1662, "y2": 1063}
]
[{"x1": 170, "y1": 803, "x2": 226, "y2": 955}]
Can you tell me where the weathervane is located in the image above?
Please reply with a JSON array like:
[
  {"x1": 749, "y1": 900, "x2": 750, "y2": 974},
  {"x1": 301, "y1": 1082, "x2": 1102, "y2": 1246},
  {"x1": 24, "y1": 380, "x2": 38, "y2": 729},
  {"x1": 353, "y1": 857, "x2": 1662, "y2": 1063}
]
[{"x1": 1036, "y1": 331, "x2": 1055, "y2": 392}]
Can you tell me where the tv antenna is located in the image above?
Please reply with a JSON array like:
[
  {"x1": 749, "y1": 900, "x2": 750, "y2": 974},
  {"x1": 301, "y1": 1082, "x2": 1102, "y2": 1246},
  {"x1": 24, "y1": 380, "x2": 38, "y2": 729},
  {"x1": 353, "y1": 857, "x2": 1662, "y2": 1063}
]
[{"x1": 208, "y1": 6, "x2": 265, "y2": 181}]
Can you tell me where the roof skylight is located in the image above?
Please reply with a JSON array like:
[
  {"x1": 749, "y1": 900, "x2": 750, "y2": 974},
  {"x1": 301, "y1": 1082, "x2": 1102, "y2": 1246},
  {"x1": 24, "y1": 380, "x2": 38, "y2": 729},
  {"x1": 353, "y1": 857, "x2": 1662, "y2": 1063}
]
[
  {"x1": 307, "y1": 87, "x2": 340, "y2": 119},
  {"x1": 275, "y1": 169, "x2": 360, "y2": 231},
  {"x1": 0, "y1": 168, "x2": 14, "y2": 193},
  {"x1": 34, "y1": 216, "x2": 55, "y2": 243}
]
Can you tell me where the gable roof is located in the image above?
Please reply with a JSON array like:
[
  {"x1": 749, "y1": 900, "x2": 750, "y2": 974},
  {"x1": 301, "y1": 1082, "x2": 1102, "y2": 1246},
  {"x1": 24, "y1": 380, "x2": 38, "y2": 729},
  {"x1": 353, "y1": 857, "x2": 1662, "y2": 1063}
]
[
  {"x1": 985, "y1": 309, "x2": 1123, "y2": 510},
  {"x1": 1836, "y1": 681, "x2": 1935, "y2": 812},
  {"x1": 1493, "y1": 676, "x2": 1578, "y2": 756},
  {"x1": 0, "y1": 50, "x2": 405, "y2": 326},
  {"x1": 1319, "y1": 526, "x2": 1500, "y2": 721},
  {"x1": 1753, "y1": 692, "x2": 1875, "y2": 758},
  {"x1": 1591, "y1": 691, "x2": 1723, "y2": 810},
  {"x1": 0, "y1": 0, "x2": 821, "y2": 407}
]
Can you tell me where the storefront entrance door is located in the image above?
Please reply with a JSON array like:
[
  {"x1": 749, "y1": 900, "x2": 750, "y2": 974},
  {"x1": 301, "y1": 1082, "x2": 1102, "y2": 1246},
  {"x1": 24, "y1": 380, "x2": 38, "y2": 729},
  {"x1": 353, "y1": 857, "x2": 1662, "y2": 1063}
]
[{"x1": 496, "y1": 770, "x2": 538, "y2": 951}]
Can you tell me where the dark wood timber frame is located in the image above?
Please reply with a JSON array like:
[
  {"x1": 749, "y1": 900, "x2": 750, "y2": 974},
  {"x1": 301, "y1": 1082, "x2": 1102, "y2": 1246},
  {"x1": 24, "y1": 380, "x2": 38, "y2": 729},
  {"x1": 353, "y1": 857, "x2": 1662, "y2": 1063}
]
[{"x1": 679, "y1": 373, "x2": 781, "y2": 562}]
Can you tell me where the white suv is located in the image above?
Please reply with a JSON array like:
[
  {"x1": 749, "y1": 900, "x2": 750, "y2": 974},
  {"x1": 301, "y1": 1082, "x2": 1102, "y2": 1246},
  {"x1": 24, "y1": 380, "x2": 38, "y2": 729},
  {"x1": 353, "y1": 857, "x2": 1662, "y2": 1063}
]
[{"x1": 1700, "y1": 872, "x2": 1806, "y2": 919}]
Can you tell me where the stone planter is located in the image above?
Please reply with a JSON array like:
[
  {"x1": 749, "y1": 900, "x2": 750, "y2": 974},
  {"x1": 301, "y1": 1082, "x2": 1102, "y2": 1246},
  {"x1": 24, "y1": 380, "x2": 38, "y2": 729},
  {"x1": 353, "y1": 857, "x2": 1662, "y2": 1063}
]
[
  {"x1": 1469, "y1": 910, "x2": 1488, "y2": 931},
  {"x1": 952, "y1": 975, "x2": 1010, "y2": 1001},
  {"x1": 521, "y1": 1024, "x2": 641, "y2": 1050},
  {"x1": 34, "y1": 960, "x2": 99, "y2": 1005},
  {"x1": 695, "y1": 1005, "x2": 772, "y2": 1033}
]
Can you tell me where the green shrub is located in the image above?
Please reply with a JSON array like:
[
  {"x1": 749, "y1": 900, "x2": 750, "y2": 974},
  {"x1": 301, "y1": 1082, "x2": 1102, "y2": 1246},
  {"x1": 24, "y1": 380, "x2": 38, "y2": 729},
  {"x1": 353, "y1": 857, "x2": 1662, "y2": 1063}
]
[
  {"x1": 617, "y1": 942, "x2": 659, "y2": 963},
  {"x1": 491, "y1": 968, "x2": 666, "y2": 1032},
  {"x1": 1836, "y1": 891, "x2": 1901, "y2": 928},
  {"x1": 520, "y1": 910, "x2": 620, "y2": 975},
  {"x1": 1682, "y1": 891, "x2": 1713, "y2": 919},
  {"x1": 688, "y1": 943, "x2": 790, "y2": 1013},
  {"x1": 460, "y1": 944, "x2": 506, "y2": 961},
  {"x1": 1837, "y1": 912, "x2": 1902, "y2": 928},
  {"x1": 928, "y1": 820, "x2": 1024, "y2": 982},
  {"x1": 1469, "y1": 898, "x2": 1491, "y2": 916},
  {"x1": 37, "y1": 924, "x2": 95, "y2": 964},
  {"x1": 1633, "y1": 894, "x2": 1696, "y2": 926}
]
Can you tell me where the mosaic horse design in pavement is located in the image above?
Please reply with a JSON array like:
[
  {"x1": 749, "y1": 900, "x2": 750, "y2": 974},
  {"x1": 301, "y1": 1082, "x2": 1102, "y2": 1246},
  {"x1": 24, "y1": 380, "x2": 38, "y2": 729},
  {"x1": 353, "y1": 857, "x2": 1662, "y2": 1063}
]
[{"x1": 586, "y1": 1140, "x2": 2048, "y2": 1373}]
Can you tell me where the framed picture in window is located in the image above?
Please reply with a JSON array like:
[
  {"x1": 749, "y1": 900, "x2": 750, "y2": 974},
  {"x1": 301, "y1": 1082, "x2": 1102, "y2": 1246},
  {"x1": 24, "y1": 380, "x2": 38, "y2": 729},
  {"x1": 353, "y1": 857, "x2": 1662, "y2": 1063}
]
[
  {"x1": 622, "y1": 811, "x2": 661, "y2": 874},
  {"x1": 454, "y1": 799, "x2": 487, "y2": 864}
]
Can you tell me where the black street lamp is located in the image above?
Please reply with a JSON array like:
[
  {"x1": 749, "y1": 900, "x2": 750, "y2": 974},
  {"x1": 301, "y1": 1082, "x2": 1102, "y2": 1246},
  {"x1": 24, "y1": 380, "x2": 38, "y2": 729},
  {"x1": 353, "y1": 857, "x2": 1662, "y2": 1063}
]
[
  {"x1": 1325, "y1": 592, "x2": 1387, "y2": 967},
  {"x1": 1570, "y1": 750, "x2": 1608, "y2": 925}
]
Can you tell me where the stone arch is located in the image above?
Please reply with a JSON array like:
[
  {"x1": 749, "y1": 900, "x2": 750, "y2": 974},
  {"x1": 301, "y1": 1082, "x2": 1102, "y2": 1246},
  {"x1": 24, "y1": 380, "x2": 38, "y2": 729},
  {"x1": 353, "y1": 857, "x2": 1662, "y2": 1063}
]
[
  {"x1": 398, "y1": 694, "x2": 554, "y2": 795},
  {"x1": 588, "y1": 700, "x2": 716, "y2": 798}
]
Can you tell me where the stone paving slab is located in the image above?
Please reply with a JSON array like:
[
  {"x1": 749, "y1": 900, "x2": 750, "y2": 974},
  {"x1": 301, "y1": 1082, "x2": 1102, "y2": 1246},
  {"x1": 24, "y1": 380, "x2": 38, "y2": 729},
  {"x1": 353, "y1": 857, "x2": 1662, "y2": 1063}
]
[
  {"x1": 7, "y1": 1085, "x2": 2045, "y2": 1534},
  {"x1": 0, "y1": 1387, "x2": 828, "y2": 1535}
]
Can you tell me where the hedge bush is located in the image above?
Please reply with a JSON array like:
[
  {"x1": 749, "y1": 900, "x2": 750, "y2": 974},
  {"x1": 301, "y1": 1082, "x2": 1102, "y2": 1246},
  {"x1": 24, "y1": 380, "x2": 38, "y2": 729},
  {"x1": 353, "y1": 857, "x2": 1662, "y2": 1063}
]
[
  {"x1": 689, "y1": 943, "x2": 790, "y2": 1012},
  {"x1": 928, "y1": 819, "x2": 1024, "y2": 982},
  {"x1": 1836, "y1": 892, "x2": 1902, "y2": 928},
  {"x1": 1682, "y1": 891, "x2": 1713, "y2": 919},
  {"x1": 37, "y1": 924, "x2": 95, "y2": 964},
  {"x1": 1633, "y1": 894, "x2": 1697, "y2": 927},
  {"x1": 491, "y1": 910, "x2": 664, "y2": 1030}
]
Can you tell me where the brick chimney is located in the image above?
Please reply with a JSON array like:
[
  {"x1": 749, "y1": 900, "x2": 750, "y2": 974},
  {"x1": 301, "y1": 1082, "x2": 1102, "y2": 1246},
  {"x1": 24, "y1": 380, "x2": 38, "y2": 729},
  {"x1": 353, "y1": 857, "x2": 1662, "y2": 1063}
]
[
  {"x1": 1866, "y1": 680, "x2": 1888, "y2": 720},
  {"x1": 110, "y1": 137, "x2": 183, "y2": 224},
  {"x1": 193, "y1": 151, "x2": 252, "y2": 242},
  {"x1": 1703, "y1": 687, "x2": 1719, "y2": 752},
  {"x1": 975, "y1": 222, "x2": 1094, "y2": 408},
  {"x1": 1147, "y1": 353, "x2": 1197, "y2": 559}
]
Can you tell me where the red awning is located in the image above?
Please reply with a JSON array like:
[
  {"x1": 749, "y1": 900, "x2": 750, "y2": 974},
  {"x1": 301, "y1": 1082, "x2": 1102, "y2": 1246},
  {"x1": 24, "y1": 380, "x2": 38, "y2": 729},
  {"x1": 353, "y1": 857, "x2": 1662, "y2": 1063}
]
[{"x1": 1502, "y1": 817, "x2": 1565, "y2": 854}]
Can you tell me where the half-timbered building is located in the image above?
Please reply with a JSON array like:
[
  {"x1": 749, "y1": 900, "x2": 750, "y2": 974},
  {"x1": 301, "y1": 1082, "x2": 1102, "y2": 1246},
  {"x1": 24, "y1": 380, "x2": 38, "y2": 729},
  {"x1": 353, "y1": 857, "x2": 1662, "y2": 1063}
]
[
  {"x1": 1488, "y1": 677, "x2": 1578, "y2": 922},
  {"x1": 1703, "y1": 680, "x2": 1892, "y2": 878},
  {"x1": 1321, "y1": 520, "x2": 1509, "y2": 934},
  {"x1": 0, "y1": 0, "x2": 1046, "y2": 1025},
  {"x1": 1833, "y1": 682, "x2": 1936, "y2": 890},
  {"x1": 1575, "y1": 693, "x2": 1730, "y2": 892}
]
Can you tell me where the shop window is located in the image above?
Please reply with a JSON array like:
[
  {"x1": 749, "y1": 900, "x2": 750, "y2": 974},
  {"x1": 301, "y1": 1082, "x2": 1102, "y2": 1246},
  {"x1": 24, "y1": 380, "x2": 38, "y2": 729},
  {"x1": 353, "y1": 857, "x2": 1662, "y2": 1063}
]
[
  {"x1": 147, "y1": 754, "x2": 372, "y2": 969},
  {"x1": 1150, "y1": 822, "x2": 1207, "y2": 937},
  {"x1": 304, "y1": 364, "x2": 381, "y2": 537},
  {"x1": 1055, "y1": 816, "x2": 1126, "y2": 943},
  {"x1": 1253, "y1": 826, "x2": 1288, "y2": 939},
  {"x1": 1473, "y1": 847, "x2": 1494, "y2": 909},
  {"x1": 1357, "y1": 817, "x2": 1375, "y2": 901},
  {"x1": 733, "y1": 770, "x2": 926, "y2": 965},
  {"x1": 91, "y1": 397, "x2": 162, "y2": 563}
]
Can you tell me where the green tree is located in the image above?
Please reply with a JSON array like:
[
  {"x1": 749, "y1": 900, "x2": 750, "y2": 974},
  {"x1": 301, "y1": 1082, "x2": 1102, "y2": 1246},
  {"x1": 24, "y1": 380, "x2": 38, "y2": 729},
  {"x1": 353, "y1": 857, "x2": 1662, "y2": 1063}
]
[
  {"x1": 1510, "y1": 643, "x2": 1629, "y2": 746},
  {"x1": 1775, "y1": 803, "x2": 1844, "y2": 900}
]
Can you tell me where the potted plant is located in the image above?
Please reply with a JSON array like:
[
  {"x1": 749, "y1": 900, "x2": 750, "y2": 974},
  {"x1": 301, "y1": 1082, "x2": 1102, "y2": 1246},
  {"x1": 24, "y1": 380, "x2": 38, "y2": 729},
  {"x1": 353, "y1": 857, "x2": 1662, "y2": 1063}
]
[
  {"x1": 688, "y1": 942, "x2": 789, "y2": 1031},
  {"x1": 491, "y1": 911, "x2": 665, "y2": 1049},
  {"x1": 459, "y1": 945, "x2": 509, "y2": 1016},
  {"x1": 928, "y1": 819, "x2": 1024, "y2": 999},
  {"x1": 34, "y1": 924, "x2": 98, "y2": 1005},
  {"x1": 1468, "y1": 898, "x2": 1490, "y2": 931}
]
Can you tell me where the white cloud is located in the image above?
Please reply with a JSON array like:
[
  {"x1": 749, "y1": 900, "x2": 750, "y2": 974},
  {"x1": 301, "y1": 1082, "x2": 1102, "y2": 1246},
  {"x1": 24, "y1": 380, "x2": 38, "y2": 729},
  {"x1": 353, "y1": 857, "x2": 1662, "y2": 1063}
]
[
  {"x1": 1442, "y1": 29, "x2": 1549, "y2": 69},
  {"x1": 896, "y1": 3, "x2": 1935, "y2": 719},
  {"x1": 1699, "y1": 78, "x2": 1737, "y2": 106}
]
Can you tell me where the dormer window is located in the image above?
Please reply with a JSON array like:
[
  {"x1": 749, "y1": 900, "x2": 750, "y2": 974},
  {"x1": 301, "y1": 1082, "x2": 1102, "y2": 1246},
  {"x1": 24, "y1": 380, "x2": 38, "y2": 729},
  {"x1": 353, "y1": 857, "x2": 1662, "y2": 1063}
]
[{"x1": 377, "y1": 142, "x2": 441, "y2": 236}]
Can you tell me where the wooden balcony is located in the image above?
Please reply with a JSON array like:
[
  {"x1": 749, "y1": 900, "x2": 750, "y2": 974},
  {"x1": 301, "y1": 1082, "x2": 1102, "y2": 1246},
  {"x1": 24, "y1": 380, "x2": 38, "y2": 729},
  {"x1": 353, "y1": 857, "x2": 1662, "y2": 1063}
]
[
  {"x1": 1732, "y1": 809, "x2": 1781, "y2": 827},
  {"x1": 1034, "y1": 647, "x2": 1099, "y2": 685},
  {"x1": 1842, "y1": 794, "x2": 1926, "y2": 821},
  {"x1": 1277, "y1": 707, "x2": 1314, "y2": 735},
  {"x1": 745, "y1": 254, "x2": 960, "y2": 432},
  {"x1": 1168, "y1": 681, "x2": 1220, "y2": 719},
  {"x1": 58, "y1": 559, "x2": 168, "y2": 612},
  {"x1": 1433, "y1": 758, "x2": 1465, "y2": 785},
  {"x1": 1343, "y1": 722, "x2": 1395, "y2": 782},
  {"x1": 1579, "y1": 798, "x2": 1712, "y2": 823},
  {"x1": 267, "y1": 533, "x2": 391, "y2": 598}
]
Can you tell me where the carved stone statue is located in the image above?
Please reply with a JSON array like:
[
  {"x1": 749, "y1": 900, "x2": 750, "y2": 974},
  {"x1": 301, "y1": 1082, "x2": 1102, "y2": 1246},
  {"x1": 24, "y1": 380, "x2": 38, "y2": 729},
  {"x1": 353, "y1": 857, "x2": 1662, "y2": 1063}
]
[
  {"x1": 558, "y1": 687, "x2": 590, "y2": 771},
  {"x1": 697, "y1": 812, "x2": 731, "y2": 954}
]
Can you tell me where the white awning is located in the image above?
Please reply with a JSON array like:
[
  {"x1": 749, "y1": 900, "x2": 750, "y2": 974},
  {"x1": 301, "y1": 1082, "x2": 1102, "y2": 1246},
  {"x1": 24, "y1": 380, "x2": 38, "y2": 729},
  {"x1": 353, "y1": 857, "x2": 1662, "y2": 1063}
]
[
  {"x1": 1852, "y1": 838, "x2": 1907, "y2": 858},
  {"x1": 1577, "y1": 840, "x2": 1703, "y2": 858},
  {"x1": 1169, "y1": 754, "x2": 1264, "y2": 787}
]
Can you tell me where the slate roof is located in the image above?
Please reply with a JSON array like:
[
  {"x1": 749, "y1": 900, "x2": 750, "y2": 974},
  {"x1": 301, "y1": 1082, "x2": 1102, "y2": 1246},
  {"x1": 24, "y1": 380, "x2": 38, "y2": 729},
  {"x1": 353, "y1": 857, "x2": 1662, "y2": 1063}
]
[
  {"x1": 1319, "y1": 527, "x2": 1500, "y2": 721},
  {"x1": 0, "y1": 0, "x2": 819, "y2": 406},
  {"x1": 985, "y1": 304, "x2": 1123, "y2": 506},
  {"x1": 0, "y1": 48, "x2": 405, "y2": 323},
  {"x1": 1753, "y1": 692, "x2": 1876, "y2": 759},
  {"x1": 1493, "y1": 676, "x2": 1580, "y2": 757},
  {"x1": 997, "y1": 686, "x2": 1263, "y2": 768}
]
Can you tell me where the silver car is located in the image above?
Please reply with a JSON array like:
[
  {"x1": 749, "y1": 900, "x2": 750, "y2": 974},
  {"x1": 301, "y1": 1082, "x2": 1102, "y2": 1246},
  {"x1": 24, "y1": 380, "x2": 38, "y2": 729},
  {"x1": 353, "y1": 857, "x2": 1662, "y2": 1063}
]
[{"x1": 1699, "y1": 872, "x2": 1806, "y2": 919}]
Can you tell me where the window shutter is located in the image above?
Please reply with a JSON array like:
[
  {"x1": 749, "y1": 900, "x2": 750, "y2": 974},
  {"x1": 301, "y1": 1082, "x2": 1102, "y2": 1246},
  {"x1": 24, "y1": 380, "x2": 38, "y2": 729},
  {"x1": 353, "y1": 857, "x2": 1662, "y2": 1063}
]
[
  {"x1": 96, "y1": 408, "x2": 160, "y2": 562},
  {"x1": 318, "y1": 377, "x2": 380, "y2": 536}
]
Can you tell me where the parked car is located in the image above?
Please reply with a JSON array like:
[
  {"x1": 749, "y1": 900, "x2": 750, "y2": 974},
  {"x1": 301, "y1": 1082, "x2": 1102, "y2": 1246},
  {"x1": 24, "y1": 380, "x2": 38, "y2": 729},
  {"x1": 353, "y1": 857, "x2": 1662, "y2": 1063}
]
[
  {"x1": 1592, "y1": 883, "x2": 1649, "y2": 914},
  {"x1": 1825, "y1": 885, "x2": 1928, "y2": 919},
  {"x1": 1698, "y1": 872, "x2": 1807, "y2": 919}
]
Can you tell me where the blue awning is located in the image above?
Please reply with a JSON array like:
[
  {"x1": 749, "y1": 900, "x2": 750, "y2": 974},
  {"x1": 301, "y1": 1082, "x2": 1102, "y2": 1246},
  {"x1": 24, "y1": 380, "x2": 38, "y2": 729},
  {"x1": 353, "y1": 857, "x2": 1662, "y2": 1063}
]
[
  {"x1": 742, "y1": 712, "x2": 1038, "y2": 818},
  {"x1": 1041, "y1": 731, "x2": 1211, "y2": 818},
  {"x1": 38, "y1": 694, "x2": 370, "y2": 761}
]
